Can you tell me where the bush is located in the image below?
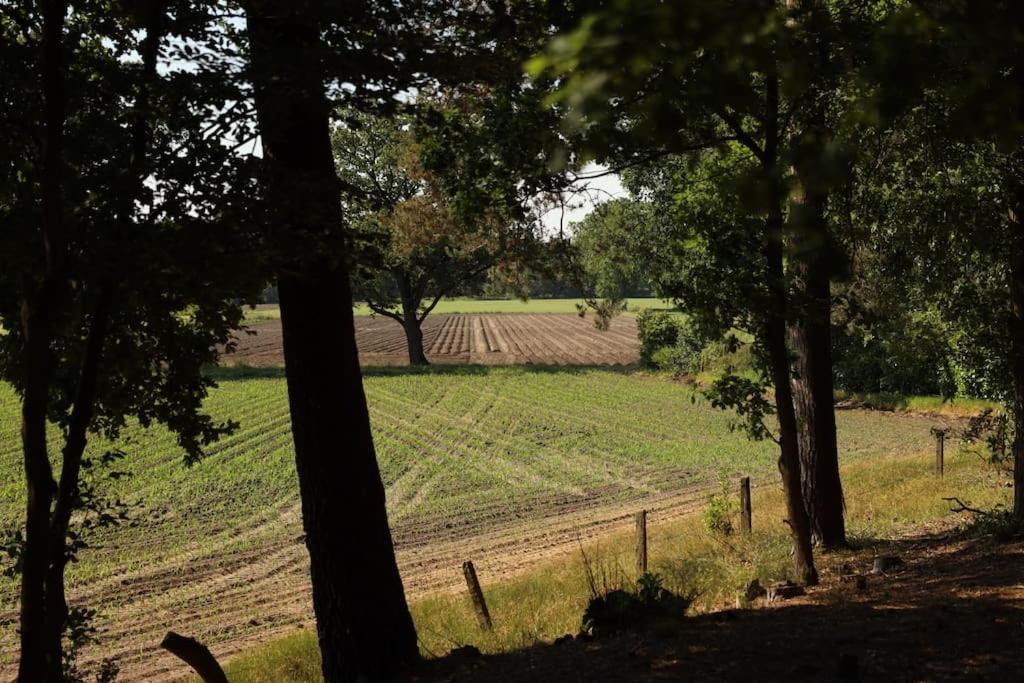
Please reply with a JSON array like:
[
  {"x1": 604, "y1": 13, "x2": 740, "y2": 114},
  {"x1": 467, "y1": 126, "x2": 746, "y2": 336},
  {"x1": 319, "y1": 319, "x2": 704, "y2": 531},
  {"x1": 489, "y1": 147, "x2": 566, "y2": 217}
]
[
  {"x1": 580, "y1": 572, "x2": 690, "y2": 638},
  {"x1": 636, "y1": 309, "x2": 680, "y2": 366},
  {"x1": 833, "y1": 309, "x2": 957, "y2": 396},
  {"x1": 702, "y1": 476, "x2": 737, "y2": 536}
]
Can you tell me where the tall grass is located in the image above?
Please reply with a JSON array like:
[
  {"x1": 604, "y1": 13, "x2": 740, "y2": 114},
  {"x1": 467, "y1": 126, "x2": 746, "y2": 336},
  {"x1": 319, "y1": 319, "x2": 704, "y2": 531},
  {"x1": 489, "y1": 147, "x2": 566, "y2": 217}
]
[{"x1": 222, "y1": 450, "x2": 1009, "y2": 682}]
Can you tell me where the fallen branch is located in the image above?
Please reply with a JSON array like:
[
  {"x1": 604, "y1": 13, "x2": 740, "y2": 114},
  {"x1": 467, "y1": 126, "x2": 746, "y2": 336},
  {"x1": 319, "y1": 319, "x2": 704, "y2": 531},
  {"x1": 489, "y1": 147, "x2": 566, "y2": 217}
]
[
  {"x1": 161, "y1": 631, "x2": 228, "y2": 683},
  {"x1": 942, "y1": 497, "x2": 990, "y2": 516}
]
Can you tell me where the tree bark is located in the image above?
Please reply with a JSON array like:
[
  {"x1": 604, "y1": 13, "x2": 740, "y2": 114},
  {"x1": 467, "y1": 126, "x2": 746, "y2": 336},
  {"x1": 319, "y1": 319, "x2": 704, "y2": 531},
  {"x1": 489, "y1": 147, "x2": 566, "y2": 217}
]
[
  {"x1": 788, "y1": 178, "x2": 846, "y2": 548},
  {"x1": 784, "y1": 0, "x2": 846, "y2": 550},
  {"x1": 245, "y1": 3, "x2": 419, "y2": 680},
  {"x1": 789, "y1": 280, "x2": 846, "y2": 548},
  {"x1": 19, "y1": 1, "x2": 70, "y2": 679},
  {"x1": 765, "y1": 206, "x2": 820, "y2": 586},
  {"x1": 399, "y1": 280, "x2": 429, "y2": 366},
  {"x1": 763, "y1": 64, "x2": 818, "y2": 586},
  {"x1": 1008, "y1": 176, "x2": 1024, "y2": 518}
]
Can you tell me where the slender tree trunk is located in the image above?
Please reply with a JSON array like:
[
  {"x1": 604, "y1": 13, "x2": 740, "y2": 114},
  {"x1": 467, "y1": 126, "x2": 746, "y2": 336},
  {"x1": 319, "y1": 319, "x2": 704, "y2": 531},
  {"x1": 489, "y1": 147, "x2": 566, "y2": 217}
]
[
  {"x1": 763, "y1": 64, "x2": 818, "y2": 586},
  {"x1": 789, "y1": 277, "x2": 846, "y2": 548},
  {"x1": 43, "y1": 298, "x2": 110, "y2": 668},
  {"x1": 1008, "y1": 178, "x2": 1024, "y2": 518},
  {"x1": 19, "y1": 1, "x2": 70, "y2": 679},
  {"x1": 788, "y1": 177, "x2": 846, "y2": 548},
  {"x1": 783, "y1": 0, "x2": 846, "y2": 549},
  {"x1": 765, "y1": 206, "x2": 819, "y2": 586},
  {"x1": 245, "y1": 3, "x2": 419, "y2": 680}
]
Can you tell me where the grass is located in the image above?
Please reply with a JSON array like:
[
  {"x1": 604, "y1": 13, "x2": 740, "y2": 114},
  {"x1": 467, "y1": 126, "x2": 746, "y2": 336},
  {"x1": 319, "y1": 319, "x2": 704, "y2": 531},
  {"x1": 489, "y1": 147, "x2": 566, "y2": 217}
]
[
  {"x1": 0, "y1": 367, "x2": 952, "y2": 673},
  {"x1": 223, "y1": 448, "x2": 1011, "y2": 682},
  {"x1": 0, "y1": 367, "x2": 935, "y2": 593},
  {"x1": 244, "y1": 297, "x2": 672, "y2": 322}
]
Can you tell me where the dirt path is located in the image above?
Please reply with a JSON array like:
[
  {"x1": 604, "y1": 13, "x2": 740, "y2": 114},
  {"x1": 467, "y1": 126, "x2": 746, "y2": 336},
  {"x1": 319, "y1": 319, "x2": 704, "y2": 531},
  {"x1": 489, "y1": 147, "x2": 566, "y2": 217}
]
[
  {"x1": 413, "y1": 518, "x2": 1024, "y2": 681},
  {"x1": 28, "y1": 480, "x2": 724, "y2": 681}
]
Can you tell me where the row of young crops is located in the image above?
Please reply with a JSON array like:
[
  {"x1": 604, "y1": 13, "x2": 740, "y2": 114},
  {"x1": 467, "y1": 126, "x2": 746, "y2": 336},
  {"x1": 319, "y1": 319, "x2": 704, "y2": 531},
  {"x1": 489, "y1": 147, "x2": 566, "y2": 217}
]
[{"x1": 0, "y1": 367, "x2": 937, "y2": 675}]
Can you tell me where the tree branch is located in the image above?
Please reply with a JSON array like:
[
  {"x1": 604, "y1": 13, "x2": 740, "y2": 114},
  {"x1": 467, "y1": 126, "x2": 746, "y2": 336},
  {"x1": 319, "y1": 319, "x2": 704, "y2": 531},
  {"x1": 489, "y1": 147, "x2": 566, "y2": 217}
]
[{"x1": 365, "y1": 298, "x2": 404, "y2": 324}]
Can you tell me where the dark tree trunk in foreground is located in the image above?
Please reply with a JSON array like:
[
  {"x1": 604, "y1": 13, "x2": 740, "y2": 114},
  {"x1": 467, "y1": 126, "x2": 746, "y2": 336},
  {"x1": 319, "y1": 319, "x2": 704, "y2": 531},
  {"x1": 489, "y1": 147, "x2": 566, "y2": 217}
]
[
  {"x1": 245, "y1": 3, "x2": 419, "y2": 680},
  {"x1": 1008, "y1": 178, "x2": 1024, "y2": 518},
  {"x1": 19, "y1": 2, "x2": 70, "y2": 679}
]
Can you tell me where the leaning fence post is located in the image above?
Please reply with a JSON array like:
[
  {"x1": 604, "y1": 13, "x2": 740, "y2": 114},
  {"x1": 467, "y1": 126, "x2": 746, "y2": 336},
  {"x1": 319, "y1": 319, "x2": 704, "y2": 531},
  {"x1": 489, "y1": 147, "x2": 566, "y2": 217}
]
[
  {"x1": 635, "y1": 510, "x2": 648, "y2": 576},
  {"x1": 740, "y1": 476, "x2": 752, "y2": 533},
  {"x1": 462, "y1": 560, "x2": 492, "y2": 630}
]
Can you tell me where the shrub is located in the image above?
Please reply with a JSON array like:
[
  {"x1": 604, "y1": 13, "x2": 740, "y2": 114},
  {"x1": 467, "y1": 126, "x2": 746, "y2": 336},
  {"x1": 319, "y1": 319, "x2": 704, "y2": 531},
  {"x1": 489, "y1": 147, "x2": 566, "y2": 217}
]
[
  {"x1": 702, "y1": 475, "x2": 737, "y2": 536},
  {"x1": 833, "y1": 308, "x2": 957, "y2": 396},
  {"x1": 636, "y1": 309, "x2": 680, "y2": 366},
  {"x1": 580, "y1": 572, "x2": 690, "y2": 638}
]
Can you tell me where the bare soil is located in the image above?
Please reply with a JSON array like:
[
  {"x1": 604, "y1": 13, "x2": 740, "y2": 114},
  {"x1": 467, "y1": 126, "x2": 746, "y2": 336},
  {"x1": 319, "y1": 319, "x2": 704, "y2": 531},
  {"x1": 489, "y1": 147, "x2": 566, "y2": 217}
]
[
  {"x1": 227, "y1": 314, "x2": 640, "y2": 367},
  {"x1": 35, "y1": 481, "x2": 716, "y2": 681},
  {"x1": 410, "y1": 519, "x2": 1024, "y2": 682}
]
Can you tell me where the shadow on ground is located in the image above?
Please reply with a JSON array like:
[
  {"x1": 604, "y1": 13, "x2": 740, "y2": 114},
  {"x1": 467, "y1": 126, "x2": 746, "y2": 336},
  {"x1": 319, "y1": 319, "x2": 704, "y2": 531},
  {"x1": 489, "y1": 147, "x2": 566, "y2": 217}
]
[{"x1": 403, "y1": 528, "x2": 1024, "y2": 682}]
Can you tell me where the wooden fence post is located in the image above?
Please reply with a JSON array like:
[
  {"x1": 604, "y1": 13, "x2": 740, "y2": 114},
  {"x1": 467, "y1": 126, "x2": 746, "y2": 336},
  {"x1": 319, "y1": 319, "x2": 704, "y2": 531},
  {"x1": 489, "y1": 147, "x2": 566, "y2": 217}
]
[
  {"x1": 935, "y1": 429, "x2": 945, "y2": 478},
  {"x1": 462, "y1": 560, "x2": 492, "y2": 630},
  {"x1": 635, "y1": 510, "x2": 648, "y2": 575},
  {"x1": 739, "y1": 476, "x2": 752, "y2": 533}
]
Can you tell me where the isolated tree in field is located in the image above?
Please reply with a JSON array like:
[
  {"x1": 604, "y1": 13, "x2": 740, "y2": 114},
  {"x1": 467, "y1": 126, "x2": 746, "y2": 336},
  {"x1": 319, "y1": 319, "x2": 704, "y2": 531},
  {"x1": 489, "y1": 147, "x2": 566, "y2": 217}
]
[
  {"x1": 333, "y1": 113, "x2": 498, "y2": 365},
  {"x1": 572, "y1": 198, "x2": 654, "y2": 309},
  {"x1": 243, "y1": 2, "x2": 419, "y2": 680},
  {"x1": 0, "y1": 3, "x2": 261, "y2": 679}
]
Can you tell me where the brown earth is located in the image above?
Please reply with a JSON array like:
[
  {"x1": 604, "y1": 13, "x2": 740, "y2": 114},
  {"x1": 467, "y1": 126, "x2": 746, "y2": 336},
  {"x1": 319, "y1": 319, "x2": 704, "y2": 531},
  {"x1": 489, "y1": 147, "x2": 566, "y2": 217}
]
[
  {"x1": 226, "y1": 314, "x2": 640, "y2": 367},
  {"x1": 408, "y1": 518, "x2": 1024, "y2": 682},
  {"x1": 33, "y1": 479, "x2": 720, "y2": 681}
]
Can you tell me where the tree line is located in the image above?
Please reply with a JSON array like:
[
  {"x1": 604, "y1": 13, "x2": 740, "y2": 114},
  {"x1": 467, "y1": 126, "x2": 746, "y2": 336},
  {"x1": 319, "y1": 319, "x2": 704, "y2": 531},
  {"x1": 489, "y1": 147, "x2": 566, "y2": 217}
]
[{"x1": 2, "y1": 1, "x2": 1023, "y2": 681}]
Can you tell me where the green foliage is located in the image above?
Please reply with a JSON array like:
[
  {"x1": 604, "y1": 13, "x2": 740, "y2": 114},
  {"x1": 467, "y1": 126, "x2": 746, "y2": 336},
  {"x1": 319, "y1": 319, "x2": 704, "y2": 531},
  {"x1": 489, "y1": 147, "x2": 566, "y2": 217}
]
[
  {"x1": 961, "y1": 409, "x2": 1012, "y2": 468},
  {"x1": 702, "y1": 476, "x2": 737, "y2": 537},
  {"x1": 833, "y1": 308, "x2": 958, "y2": 397},
  {"x1": 636, "y1": 310, "x2": 680, "y2": 367},
  {"x1": 333, "y1": 110, "x2": 498, "y2": 326},
  {"x1": 705, "y1": 372, "x2": 776, "y2": 443},
  {"x1": 573, "y1": 199, "x2": 653, "y2": 301}
]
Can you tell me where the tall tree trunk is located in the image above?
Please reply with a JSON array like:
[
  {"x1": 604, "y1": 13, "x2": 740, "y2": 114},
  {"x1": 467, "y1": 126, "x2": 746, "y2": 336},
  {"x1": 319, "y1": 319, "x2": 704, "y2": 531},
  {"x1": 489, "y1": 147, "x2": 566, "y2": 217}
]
[
  {"x1": 19, "y1": 1, "x2": 70, "y2": 679},
  {"x1": 788, "y1": 177, "x2": 846, "y2": 549},
  {"x1": 765, "y1": 206, "x2": 820, "y2": 586},
  {"x1": 789, "y1": 272, "x2": 845, "y2": 548},
  {"x1": 245, "y1": 3, "x2": 419, "y2": 680},
  {"x1": 1009, "y1": 176, "x2": 1024, "y2": 518},
  {"x1": 763, "y1": 64, "x2": 818, "y2": 586}
]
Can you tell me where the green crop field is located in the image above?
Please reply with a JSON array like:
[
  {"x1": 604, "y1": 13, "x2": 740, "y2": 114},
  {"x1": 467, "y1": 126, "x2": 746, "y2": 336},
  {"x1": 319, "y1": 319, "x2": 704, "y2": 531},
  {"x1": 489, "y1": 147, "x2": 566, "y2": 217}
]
[
  {"x1": 244, "y1": 297, "x2": 672, "y2": 322},
  {"x1": 0, "y1": 367, "x2": 944, "y2": 676}
]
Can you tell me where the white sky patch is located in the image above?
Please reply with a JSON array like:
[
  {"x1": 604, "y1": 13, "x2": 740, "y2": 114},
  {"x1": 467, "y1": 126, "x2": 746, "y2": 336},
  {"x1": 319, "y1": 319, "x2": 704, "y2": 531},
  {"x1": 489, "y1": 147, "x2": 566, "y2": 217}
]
[{"x1": 539, "y1": 163, "x2": 628, "y2": 237}]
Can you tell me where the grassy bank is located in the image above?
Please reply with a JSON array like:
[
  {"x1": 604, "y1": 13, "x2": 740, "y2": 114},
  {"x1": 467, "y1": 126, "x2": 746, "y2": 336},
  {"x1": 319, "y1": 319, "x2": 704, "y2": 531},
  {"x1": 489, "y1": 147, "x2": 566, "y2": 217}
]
[{"x1": 223, "y1": 449, "x2": 1009, "y2": 682}]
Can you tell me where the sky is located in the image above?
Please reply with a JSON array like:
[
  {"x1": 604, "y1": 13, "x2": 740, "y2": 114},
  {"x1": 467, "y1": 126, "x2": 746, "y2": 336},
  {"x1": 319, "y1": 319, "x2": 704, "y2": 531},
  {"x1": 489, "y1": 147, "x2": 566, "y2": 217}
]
[{"x1": 538, "y1": 165, "x2": 628, "y2": 237}]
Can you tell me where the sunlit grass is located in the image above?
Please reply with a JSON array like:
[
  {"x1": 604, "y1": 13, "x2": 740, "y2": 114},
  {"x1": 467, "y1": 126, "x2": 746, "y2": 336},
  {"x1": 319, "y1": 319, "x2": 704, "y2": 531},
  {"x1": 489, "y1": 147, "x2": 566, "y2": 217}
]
[{"x1": 222, "y1": 449, "x2": 1009, "y2": 682}]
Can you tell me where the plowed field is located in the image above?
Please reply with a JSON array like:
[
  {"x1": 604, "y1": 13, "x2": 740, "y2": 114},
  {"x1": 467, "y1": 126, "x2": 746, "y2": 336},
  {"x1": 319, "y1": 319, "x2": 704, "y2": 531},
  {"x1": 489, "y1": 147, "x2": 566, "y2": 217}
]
[
  {"x1": 228, "y1": 313, "x2": 640, "y2": 367},
  {"x1": 0, "y1": 370, "x2": 942, "y2": 680}
]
